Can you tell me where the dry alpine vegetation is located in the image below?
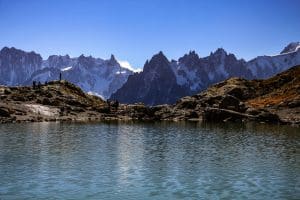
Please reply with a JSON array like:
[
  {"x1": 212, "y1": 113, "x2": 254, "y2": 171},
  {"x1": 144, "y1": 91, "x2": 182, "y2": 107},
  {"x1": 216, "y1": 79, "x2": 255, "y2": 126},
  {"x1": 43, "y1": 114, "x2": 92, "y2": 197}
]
[{"x1": 0, "y1": 65, "x2": 299, "y2": 125}]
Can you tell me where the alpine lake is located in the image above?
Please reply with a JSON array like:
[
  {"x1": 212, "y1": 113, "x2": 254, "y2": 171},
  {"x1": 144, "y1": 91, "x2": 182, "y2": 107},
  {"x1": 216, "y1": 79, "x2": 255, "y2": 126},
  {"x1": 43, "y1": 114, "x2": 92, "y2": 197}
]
[{"x1": 0, "y1": 121, "x2": 299, "y2": 199}]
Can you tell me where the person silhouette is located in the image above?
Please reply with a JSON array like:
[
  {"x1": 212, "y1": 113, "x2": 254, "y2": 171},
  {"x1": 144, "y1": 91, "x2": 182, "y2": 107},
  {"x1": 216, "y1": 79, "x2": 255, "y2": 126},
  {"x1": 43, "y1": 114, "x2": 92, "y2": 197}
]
[{"x1": 32, "y1": 81, "x2": 36, "y2": 89}]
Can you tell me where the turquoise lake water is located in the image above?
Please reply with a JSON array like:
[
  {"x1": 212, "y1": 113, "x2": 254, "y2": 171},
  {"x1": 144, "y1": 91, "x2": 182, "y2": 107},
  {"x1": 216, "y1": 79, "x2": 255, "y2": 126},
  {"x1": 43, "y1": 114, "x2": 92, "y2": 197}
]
[{"x1": 0, "y1": 122, "x2": 299, "y2": 199}]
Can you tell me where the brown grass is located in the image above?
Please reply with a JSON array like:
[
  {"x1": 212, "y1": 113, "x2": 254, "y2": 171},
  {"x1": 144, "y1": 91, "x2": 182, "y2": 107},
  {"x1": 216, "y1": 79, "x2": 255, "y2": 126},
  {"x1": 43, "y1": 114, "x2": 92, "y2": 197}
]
[{"x1": 247, "y1": 84, "x2": 299, "y2": 108}]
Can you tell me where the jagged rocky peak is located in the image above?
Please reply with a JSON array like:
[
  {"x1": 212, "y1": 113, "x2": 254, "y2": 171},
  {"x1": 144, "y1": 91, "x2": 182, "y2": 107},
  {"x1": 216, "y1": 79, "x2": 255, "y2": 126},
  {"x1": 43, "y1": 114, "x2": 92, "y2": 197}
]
[
  {"x1": 0, "y1": 46, "x2": 15, "y2": 54},
  {"x1": 110, "y1": 50, "x2": 190, "y2": 105},
  {"x1": 78, "y1": 54, "x2": 93, "y2": 59},
  {"x1": 0, "y1": 46, "x2": 42, "y2": 65},
  {"x1": 77, "y1": 54, "x2": 95, "y2": 66},
  {"x1": 1, "y1": 46, "x2": 21, "y2": 54},
  {"x1": 180, "y1": 50, "x2": 199, "y2": 60},
  {"x1": 143, "y1": 51, "x2": 170, "y2": 73},
  {"x1": 0, "y1": 46, "x2": 41, "y2": 59},
  {"x1": 150, "y1": 51, "x2": 169, "y2": 64},
  {"x1": 110, "y1": 54, "x2": 116, "y2": 61},
  {"x1": 226, "y1": 53, "x2": 241, "y2": 62},
  {"x1": 280, "y1": 42, "x2": 300, "y2": 54},
  {"x1": 178, "y1": 50, "x2": 200, "y2": 66},
  {"x1": 158, "y1": 51, "x2": 164, "y2": 56},
  {"x1": 107, "y1": 54, "x2": 118, "y2": 66},
  {"x1": 212, "y1": 48, "x2": 227, "y2": 57},
  {"x1": 0, "y1": 46, "x2": 10, "y2": 52},
  {"x1": 48, "y1": 54, "x2": 70, "y2": 60},
  {"x1": 47, "y1": 54, "x2": 72, "y2": 68}
]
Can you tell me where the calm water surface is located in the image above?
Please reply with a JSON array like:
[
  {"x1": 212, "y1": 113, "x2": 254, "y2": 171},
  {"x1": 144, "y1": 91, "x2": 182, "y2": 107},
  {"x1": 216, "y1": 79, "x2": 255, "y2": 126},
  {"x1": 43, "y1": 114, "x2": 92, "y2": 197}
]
[{"x1": 0, "y1": 122, "x2": 299, "y2": 199}]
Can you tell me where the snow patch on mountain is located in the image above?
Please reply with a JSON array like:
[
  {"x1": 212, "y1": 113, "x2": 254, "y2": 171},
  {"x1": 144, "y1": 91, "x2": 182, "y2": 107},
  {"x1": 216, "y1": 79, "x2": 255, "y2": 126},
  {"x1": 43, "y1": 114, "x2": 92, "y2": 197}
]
[
  {"x1": 118, "y1": 60, "x2": 142, "y2": 72},
  {"x1": 87, "y1": 91, "x2": 105, "y2": 99},
  {"x1": 280, "y1": 42, "x2": 300, "y2": 54},
  {"x1": 116, "y1": 71, "x2": 127, "y2": 74},
  {"x1": 247, "y1": 49, "x2": 300, "y2": 78},
  {"x1": 61, "y1": 66, "x2": 72, "y2": 71}
]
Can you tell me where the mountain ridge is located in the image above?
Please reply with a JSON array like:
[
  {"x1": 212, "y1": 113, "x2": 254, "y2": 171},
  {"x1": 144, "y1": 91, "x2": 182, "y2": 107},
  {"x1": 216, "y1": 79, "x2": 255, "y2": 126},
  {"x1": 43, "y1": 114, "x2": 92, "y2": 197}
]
[
  {"x1": 111, "y1": 42, "x2": 300, "y2": 105},
  {"x1": 1, "y1": 42, "x2": 300, "y2": 104},
  {"x1": 0, "y1": 47, "x2": 134, "y2": 99}
]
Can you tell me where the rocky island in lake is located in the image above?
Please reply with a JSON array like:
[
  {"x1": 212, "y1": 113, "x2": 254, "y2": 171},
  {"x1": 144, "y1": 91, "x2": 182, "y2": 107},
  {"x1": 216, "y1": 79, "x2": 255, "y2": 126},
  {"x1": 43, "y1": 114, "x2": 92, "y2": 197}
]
[{"x1": 0, "y1": 65, "x2": 299, "y2": 125}]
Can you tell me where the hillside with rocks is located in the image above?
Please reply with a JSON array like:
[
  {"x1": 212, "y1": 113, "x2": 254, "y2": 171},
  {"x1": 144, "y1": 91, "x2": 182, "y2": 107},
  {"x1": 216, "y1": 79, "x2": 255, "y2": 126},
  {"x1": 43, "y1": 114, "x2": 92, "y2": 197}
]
[
  {"x1": 0, "y1": 81, "x2": 107, "y2": 123},
  {"x1": 158, "y1": 65, "x2": 300, "y2": 124},
  {"x1": 0, "y1": 65, "x2": 299, "y2": 125}
]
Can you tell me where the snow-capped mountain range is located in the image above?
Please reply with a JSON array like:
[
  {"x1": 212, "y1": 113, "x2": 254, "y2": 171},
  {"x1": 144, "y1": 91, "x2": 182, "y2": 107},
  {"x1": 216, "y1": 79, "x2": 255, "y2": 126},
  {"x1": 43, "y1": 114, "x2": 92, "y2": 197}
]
[
  {"x1": 111, "y1": 42, "x2": 300, "y2": 105},
  {"x1": 0, "y1": 47, "x2": 133, "y2": 99},
  {"x1": 1, "y1": 42, "x2": 300, "y2": 104}
]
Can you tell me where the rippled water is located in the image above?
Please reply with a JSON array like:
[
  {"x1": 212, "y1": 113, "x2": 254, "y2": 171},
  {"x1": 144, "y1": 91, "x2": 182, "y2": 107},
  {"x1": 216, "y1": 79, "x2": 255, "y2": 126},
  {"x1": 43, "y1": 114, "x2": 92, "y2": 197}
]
[{"x1": 0, "y1": 122, "x2": 299, "y2": 199}]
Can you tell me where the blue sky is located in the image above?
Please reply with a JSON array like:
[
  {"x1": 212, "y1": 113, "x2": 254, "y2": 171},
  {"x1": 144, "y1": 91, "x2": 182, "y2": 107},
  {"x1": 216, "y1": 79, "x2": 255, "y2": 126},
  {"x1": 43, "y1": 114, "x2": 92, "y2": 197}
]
[{"x1": 0, "y1": 0, "x2": 299, "y2": 69}]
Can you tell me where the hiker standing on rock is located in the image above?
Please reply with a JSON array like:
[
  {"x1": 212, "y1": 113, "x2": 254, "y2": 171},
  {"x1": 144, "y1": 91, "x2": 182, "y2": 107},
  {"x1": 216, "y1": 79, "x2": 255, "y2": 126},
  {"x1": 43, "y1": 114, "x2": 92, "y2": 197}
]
[{"x1": 32, "y1": 81, "x2": 36, "y2": 89}]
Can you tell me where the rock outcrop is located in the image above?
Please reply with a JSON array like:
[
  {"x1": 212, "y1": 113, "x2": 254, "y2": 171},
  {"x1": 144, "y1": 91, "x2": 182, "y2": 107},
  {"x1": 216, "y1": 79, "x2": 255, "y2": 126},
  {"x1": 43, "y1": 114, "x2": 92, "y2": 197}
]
[
  {"x1": 153, "y1": 65, "x2": 300, "y2": 125},
  {"x1": 0, "y1": 81, "x2": 107, "y2": 123}
]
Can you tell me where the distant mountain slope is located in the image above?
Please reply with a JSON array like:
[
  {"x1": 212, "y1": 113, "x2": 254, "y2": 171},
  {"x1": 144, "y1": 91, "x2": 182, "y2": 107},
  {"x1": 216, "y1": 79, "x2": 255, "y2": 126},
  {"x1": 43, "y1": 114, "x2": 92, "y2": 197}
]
[
  {"x1": 280, "y1": 42, "x2": 300, "y2": 54},
  {"x1": 26, "y1": 54, "x2": 133, "y2": 99},
  {"x1": 0, "y1": 47, "x2": 42, "y2": 85},
  {"x1": 246, "y1": 46, "x2": 300, "y2": 79},
  {"x1": 111, "y1": 42, "x2": 300, "y2": 105},
  {"x1": 0, "y1": 47, "x2": 133, "y2": 99}
]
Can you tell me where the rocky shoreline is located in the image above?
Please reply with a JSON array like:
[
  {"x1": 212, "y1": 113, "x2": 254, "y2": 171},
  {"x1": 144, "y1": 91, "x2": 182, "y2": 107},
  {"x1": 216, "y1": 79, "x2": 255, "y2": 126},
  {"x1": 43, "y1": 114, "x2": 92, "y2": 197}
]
[{"x1": 0, "y1": 66, "x2": 299, "y2": 126}]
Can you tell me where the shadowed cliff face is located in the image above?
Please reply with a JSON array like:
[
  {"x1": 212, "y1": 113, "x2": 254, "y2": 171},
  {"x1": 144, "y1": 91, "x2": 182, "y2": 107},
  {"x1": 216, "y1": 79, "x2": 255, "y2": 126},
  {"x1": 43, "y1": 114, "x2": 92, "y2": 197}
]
[
  {"x1": 0, "y1": 47, "x2": 42, "y2": 85},
  {"x1": 110, "y1": 52, "x2": 191, "y2": 105}
]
